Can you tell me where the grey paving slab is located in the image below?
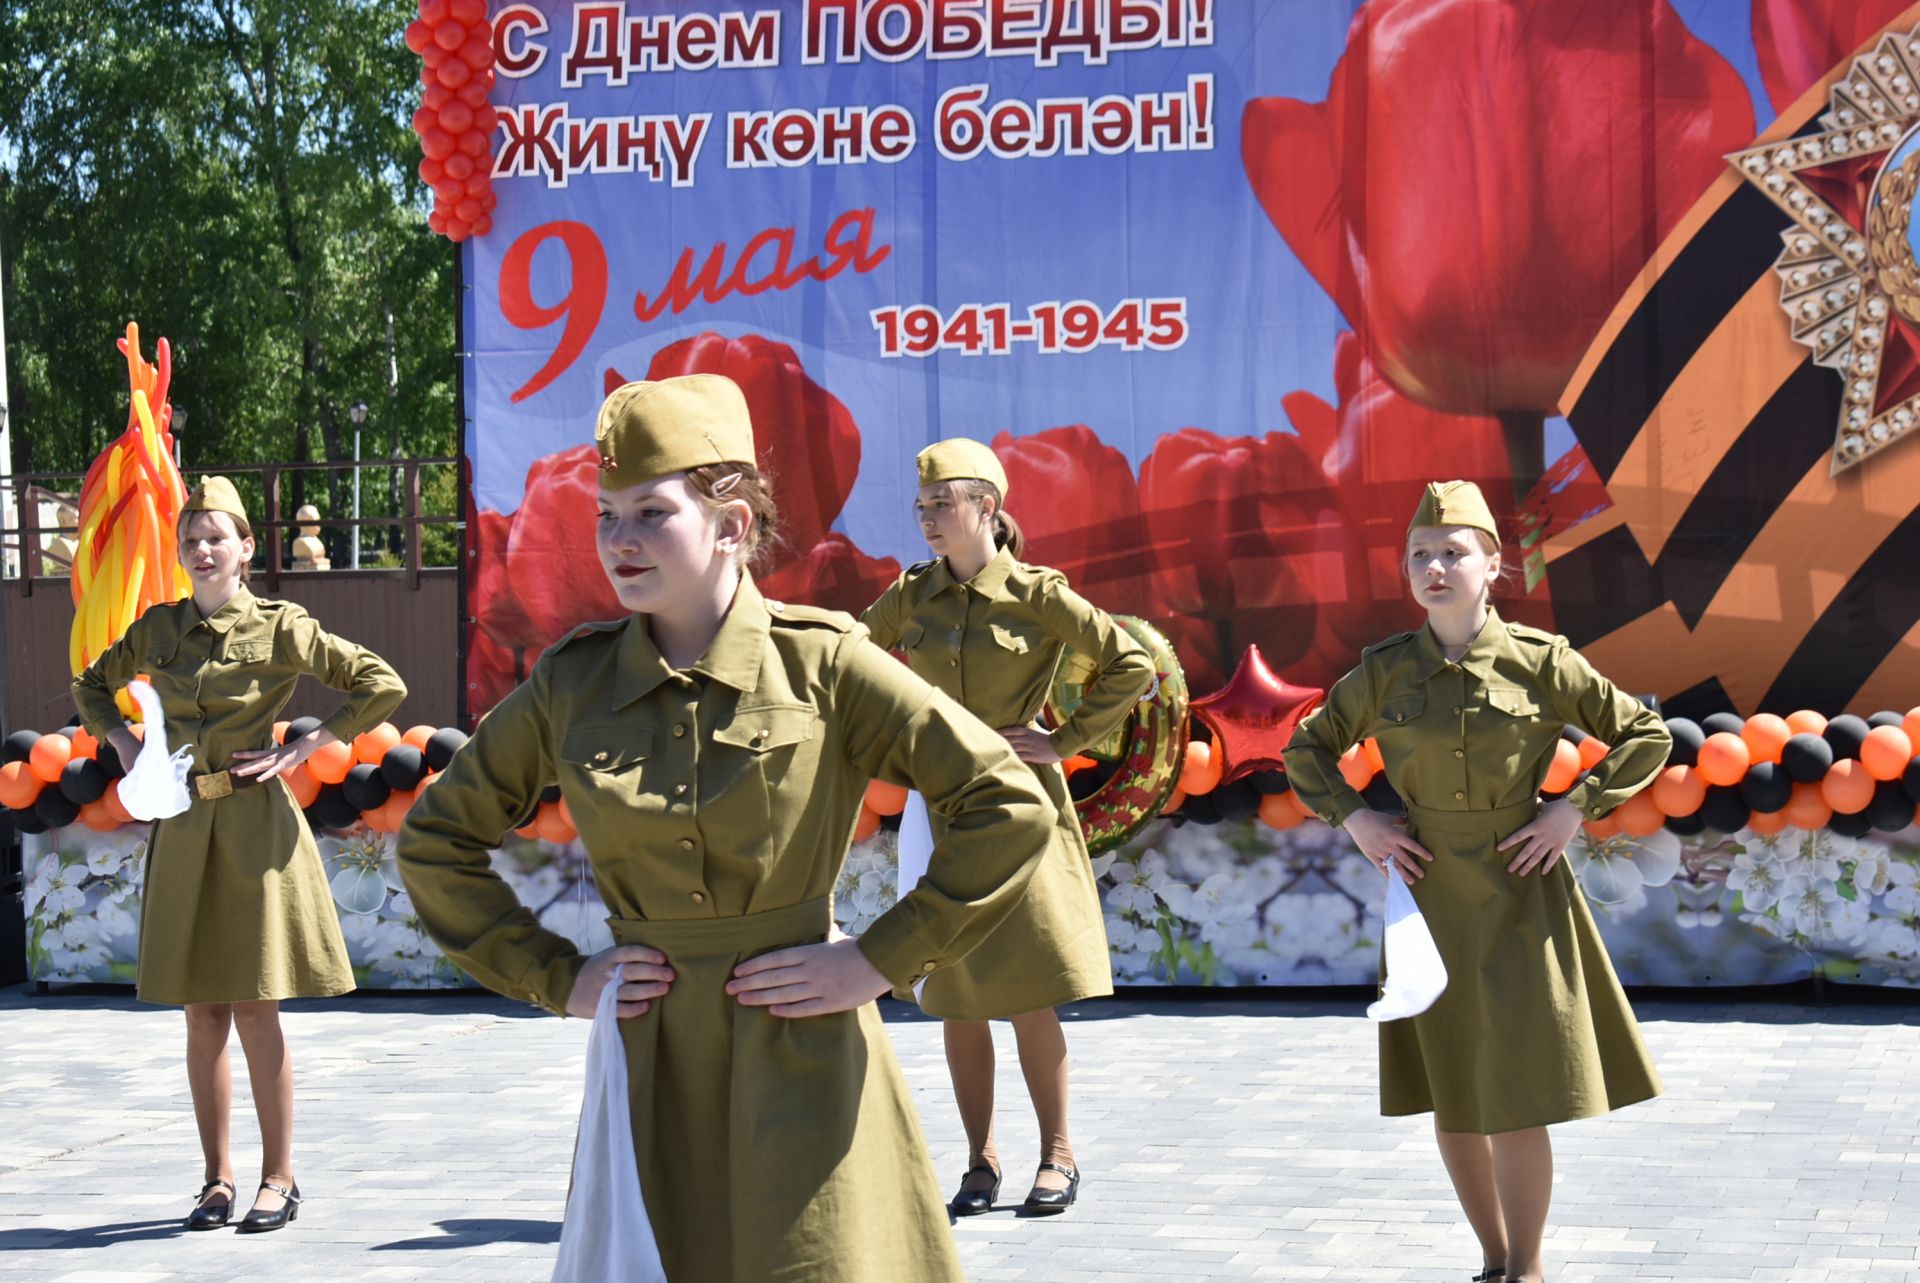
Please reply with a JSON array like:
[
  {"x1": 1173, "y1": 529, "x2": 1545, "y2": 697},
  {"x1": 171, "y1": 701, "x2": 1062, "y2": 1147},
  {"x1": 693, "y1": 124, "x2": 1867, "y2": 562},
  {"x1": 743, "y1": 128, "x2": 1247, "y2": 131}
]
[{"x1": 0, "y1": 987, "x2": 1916, "y2": 1281}]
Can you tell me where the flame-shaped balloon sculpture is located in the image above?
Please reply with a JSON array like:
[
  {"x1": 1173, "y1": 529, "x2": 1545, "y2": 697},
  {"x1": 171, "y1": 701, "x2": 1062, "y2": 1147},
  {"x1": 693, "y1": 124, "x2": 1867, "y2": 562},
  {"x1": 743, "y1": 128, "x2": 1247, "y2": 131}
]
[{"x1": 69, "y1": 324, "x2": 192, "y2": 716}]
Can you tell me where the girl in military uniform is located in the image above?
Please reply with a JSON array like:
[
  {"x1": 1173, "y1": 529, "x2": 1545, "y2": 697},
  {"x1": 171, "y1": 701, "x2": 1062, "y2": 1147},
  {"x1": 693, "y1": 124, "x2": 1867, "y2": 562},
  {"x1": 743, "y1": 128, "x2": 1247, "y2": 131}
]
[
  {"x1": 862, "y1": 439, "x2": 1154, "y2": 1216},
  {"x1": 1283, "y1": 481, "x2": 1669, "y2": 1283},
  {"x1": 397, "y1": 376, "x2": 1059, "y2": 1283},
  {"x1": 73, "y1": 478, "x2": 406, "y2": 1233}
]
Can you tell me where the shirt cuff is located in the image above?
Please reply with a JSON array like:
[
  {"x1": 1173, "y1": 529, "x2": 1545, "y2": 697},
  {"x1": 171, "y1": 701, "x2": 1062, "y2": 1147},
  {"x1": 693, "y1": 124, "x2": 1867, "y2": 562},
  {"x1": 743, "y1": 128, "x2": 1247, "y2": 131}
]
[
  {"x1": 1560, "y1": 775, "x2": 1611, "y2": 820},
  {"x1": 856, "y1": 909, "x2": 943, "y2": 992},
  {"x1": 1048, "y1": 724, "x2": 1088, "y2": 760},
  {"x1": 515, "y1": 950, "x2": 589, "y2": 1017},
  {"x1": 1308, "y1": 786, "x2": 1369, "y2": 830}
]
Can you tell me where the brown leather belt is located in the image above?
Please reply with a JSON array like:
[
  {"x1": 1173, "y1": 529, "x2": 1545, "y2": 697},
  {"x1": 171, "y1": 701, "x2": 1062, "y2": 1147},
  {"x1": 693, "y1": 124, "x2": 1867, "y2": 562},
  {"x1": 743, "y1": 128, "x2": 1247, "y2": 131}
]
[{"x1": 188, "y1": 769, "x2": 263, "y2": 801}]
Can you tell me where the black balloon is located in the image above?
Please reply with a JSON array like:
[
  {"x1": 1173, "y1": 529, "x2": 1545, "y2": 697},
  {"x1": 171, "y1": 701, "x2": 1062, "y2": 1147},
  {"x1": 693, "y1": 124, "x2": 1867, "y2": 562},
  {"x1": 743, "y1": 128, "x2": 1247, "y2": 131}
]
[
  {"x1": 1066, "y1": 769, "x2": 1103, "y2": 802},
  {"x1": 1698, "y1": 786, "x2": 1749, "y2": 834},
  {"x1": 1177, "y1": 790, "x2": 1223, "y2": 825},
  {"x1": 1245, "y1": 769, "x2": 1290, "y2": 795},
  {"x1": 1828, "y1": 809, "x2": 1872, "y2": 839},
  {"x1": 1702, "y1": 712, "x2": 1745, "y2": 738},
  {"x1": 1780, "y1": 733, "x2": 1833, "y2": 783},
  {"x1": 1561, "y1": 725, "x2": 1591, "y2": 744},
  {"x1": 1867, "y1": 780, "x2": 1916, "y2": 833},
  {"x1": 1360, "y1": 775, "x2": 1404, "y2": 816},
  {"x1": 311, "y1": 785, "x2": 361, "y2": 832},
  {"x1": 58, "y1": 758, "x2": 110, "y2": 806},
  {"x1": 1824, "y1": 714, "x2": 1869, "y2": 759},
  {"x1": 94, "y1": 739, "x2": 126, "y2": 779},
  {"x1": 540, "y1": 783, "x2": 563, "y2": 804},
  {"x1": 1213, "y1": 779, "x2": 1261, "y2": 823},
  {"x1": 1663, "y1": 719, "x2": 1704, "y2": 768},
  {"x1": 342, "y1": 764, "x2": 393, "y2": 812},
  {"x1": 1663, "y1": 813, "x2": 1706, "y2": 837},
  {"x1": 34, "y1": 788, "x2": 81, "y2": 829},
  {"x1": 1739, "y1": 761, "x2": 1794, "y2": 814},
  {"x1": 426, "y1": 728, "x2": 469, "y2": 772},
  {"x1": 3, "y1": 730, "x2": 41, "y2": 764},
  {"x1": 10, "y1": 804, "x2": 51, "y2": 835},
  {"x1": 1905, "y1": 756, "x2": 1920, "y2": 804},
  {"x1": 379, "y1": 745, "x2": 428, "y2": 792},
  {"x1": 1868, "y1": 710, "x2": 1907, "y2": 729},
  {"x1": 285, "y1": 716, "x2": 325, "y2": 744}
]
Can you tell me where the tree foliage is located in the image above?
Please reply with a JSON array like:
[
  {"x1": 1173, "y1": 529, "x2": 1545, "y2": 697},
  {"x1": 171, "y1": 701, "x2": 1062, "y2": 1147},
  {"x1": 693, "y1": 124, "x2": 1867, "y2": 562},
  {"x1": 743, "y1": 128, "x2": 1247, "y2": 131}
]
[{"x1": 0, "y1": 0, "x2": 455, "y2": 561}]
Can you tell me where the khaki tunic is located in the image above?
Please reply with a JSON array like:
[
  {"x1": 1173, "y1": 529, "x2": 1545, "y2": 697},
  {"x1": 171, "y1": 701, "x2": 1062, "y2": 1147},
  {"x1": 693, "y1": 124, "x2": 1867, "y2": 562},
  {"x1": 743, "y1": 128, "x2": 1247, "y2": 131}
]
[
  {"x1": 1283, "y1": 611, "x2": 1670, "y2": 1134},
  {"x1": 72, "y1": 588, "x2": 406, "y2": 1005},
  {"x1": 396, "y1": 575, "x2": 1055, "y2": 1283},
  {"x1": 863, "y1": 548, "x2": 1153, "y2": 1018}
]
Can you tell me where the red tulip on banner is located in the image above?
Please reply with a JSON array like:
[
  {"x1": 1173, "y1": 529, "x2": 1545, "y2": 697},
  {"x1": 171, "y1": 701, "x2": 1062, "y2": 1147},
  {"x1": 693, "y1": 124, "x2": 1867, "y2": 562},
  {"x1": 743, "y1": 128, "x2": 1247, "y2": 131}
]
[
  {"x1": 757, "y1": 533, "x2": 902, "y2": 617},
  {"x1": 493, "y1": 445, "x2": 624, "y2": 650},
  {"x1": 1752, "y1": 1, "x2": 1915, "y2": 114},
  {"x1": 1240, "y1": 0, "x2": 1754, "y2": 494},
  {"x1": 990, "y1": 425, "x2": 1155, "y2": 616}
]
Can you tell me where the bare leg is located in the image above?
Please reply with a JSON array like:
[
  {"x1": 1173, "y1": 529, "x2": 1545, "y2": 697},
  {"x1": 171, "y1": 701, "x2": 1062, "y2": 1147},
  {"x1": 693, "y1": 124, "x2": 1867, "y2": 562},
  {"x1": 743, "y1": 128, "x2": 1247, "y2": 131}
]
[
  {"x1": 1490, "y1": 1127, "x2": 1552, "y2": 1282},
  {"x1": 1435, "y1": 1123, "x2": 1508, "y2": 1275},
  {"x1": 1009, "y1": 1008, "x2": 1073, "y2": 1191},
  {"x1": 944, "y1": 1019, "x2": 1000, "y2": 1193},
  {"x1": 184, "y1": 1003, "x2": 236, "y2": 1209},
  {"x1": 232, "y1": 1000, "x2": 295, "y2": 1213}
]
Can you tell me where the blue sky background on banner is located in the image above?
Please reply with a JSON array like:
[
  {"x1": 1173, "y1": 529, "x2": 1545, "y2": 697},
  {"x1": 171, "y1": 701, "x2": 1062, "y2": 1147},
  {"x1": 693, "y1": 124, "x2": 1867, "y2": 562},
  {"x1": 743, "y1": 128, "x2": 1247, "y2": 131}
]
[{"x1": 466, "y1": 0, "x2": 1774, "y2": 561}]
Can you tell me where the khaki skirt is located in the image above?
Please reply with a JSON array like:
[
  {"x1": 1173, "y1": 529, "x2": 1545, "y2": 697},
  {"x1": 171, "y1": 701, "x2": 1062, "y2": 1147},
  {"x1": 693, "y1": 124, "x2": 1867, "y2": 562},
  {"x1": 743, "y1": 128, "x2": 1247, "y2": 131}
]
[
  {"x1": 138, "y1": 777, "x2": 355, "y2": 1006},
  {"x1": 1383, "y1": 799, "x2": 1661, "y2": 1134},
  {"x1": 920, "y1": 762, "x2": 1114, "y2": 1020}
]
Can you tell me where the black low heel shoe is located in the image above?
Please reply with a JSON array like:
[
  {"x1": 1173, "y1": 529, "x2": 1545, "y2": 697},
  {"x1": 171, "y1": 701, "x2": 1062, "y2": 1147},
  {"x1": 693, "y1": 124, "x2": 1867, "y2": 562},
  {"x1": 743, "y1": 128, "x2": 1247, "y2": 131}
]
[
  {"x1": 1021, "y1": 1162, "x2": 1079, "y2": 1215},
  {"x1": 186, "y1": 1180, "x2": 235, "y2": 1231},
  {"x1": 948, "y1": 1164, "x2": 1001, "y2": 1217},
  {"x1": 235, "y1": 1181, "x2": 301, "y2": 1233},
  {"x1": 1471, "y1": 1270, "x2": 1506, "y2": 1282}
]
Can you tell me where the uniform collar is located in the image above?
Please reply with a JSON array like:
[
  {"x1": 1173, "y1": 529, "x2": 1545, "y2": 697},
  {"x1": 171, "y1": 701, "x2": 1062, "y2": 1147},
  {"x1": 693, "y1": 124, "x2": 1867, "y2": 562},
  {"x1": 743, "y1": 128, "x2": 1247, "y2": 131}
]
[
  {"x1": 194, "y1": 586, "x2": 256, "y2": 634},
  {"x1": 612, "y1": 574, "x2": 768, "y2": 708},
  {"x1": 1414, "y1": 608, "x2": 1505, "y2": 682},
  {"x1": 929, "y1": 544, "x2": 1015, "y2": 598}
]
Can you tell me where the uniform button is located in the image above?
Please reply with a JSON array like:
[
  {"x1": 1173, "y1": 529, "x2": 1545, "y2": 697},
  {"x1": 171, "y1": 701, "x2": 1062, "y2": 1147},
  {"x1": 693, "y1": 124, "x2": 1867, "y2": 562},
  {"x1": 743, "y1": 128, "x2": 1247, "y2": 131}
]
[
  {"x1": 920, "y1": 961, "x2": 937, "y2": 974},
  {"x1": 673, "y1": 724, "x2": 686, "y2": 738},
  {"x1": 1454, "y1": 790, "x2": 1466, "y2": 800},
  {"x1": 594, "y1": 751, "x2": 609, "y2": 763},
  {"x1": 690, "y1": 891, "x2": 705, "y2": 903},
  {"x1": 767, "y1": 600, "x2": 785, "y2": 613},
  {"x1": 752, "y1": 729, "x2": 767, "y2": 744},
  {"x1": 678, "y1": 838, "x2": 696, "y2": 850},
  {"x1": 673, "y1": 784, "x2": 688, "y2": 797},
  {"x1": 948, "y1": 658, "x2": 958, "y2": 667},
  {"x1": 1452, "y1": 749, "x2": 1464, "y2": 759},
  {"x1": 1452, "y1": 706, "x2": 1463, "y2": 715}
]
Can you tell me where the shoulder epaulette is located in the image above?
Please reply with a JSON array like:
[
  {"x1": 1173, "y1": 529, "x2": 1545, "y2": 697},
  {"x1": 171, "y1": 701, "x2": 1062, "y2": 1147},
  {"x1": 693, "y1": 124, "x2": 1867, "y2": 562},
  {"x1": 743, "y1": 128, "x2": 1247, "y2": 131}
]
[
  {"x1": 540, "y1": 617, "x2": 628, "y2": 660},
  {"x1": 1504, "y1": 621, "x2": 1564, "y2": 646},
  {"x1": 1359, "y1": 630, "x2": 1419, "y2": 659},
  {"x1": 764, "y1": 600, "x2": 857, "y2": 632}
]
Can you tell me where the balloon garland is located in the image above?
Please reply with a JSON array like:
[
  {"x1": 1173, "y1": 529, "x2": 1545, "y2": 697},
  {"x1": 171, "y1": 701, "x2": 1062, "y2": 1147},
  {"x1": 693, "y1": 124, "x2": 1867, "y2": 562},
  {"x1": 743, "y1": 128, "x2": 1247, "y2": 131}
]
[
  {"x1": 404, "y1": 0, "x2": 499, "y2": 242},
  {"x1": 68, "y1": 324, "x2": 192, "y2": 710}
]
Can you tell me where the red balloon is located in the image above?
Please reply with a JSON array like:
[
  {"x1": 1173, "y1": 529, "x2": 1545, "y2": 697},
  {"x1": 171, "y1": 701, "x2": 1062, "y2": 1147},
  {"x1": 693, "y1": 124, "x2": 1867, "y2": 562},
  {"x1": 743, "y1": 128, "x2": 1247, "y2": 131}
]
[
  {"x1": 419, "y1": 64, "x2": 437, "y2": 88},
  {"x1": 449, "y1": 0, "x2": 488, "y2": 23},
  {"x1": 433, "y1": 20, "x2": 467, "y2": 52},
  {"x1": 412, "y1": 107, "x2": 436, "y2": 135},
  {"x1": 428, "y1": 209, "x2": 449, "y2": 234},
  {"x1": 464, "y1": 171, "x2": 491, "y2": 196},
  {"x1": 474, "y1": 104, "x2": 497, "y2": 131},
  {"x1": 447, "y1": 222, "x2": 472, "y2": 243},
  {"x1": 1189, "y1": 644, "x2": 1326, "y2": 785},
  {"x1": 404, "y1": 19, "x2": 433, "y2": 53},
  {"x1": 420, "y1": 0, "x2": 450, "y2": 24},
  {"x1": 420, "y1": 127, "x2": 455, "y2": 159},
  {"x1": 456, "y1": 129, "x2": 487, "y2": 157},
  {"x1": 433, "y1": 177, "x2": 464, "y2": 203},
  {"x1": 422, "y1": 40, "x2": 448, "y2": 68},
  {"x1": 457, "y1": 78, "x2": 490, "y2": 107},
  {"x1": 423, "y1": 82, "x2": 452, "y2": 110},
  {"x1": 418, "y1": 155, "x2": 446, "y2": 183},
  {"x1": 437, "y1": 57, "x2": 472, "y2": 88},
  {"x1": 455, "y1": 196, "x2": 482, "y2": 222},
  {"x1": 444, "y1": 152, "x2": 475, "y2": 181},
  {"x1": 478, "y1": 189, "x2": 497, "y2": 210},
  {"x1": 459, "y1": 36, "x2": 493, "y2": 69},
  {"x1": 471, "y1": 214, "x2": 494, "y2": 237},
  {"x1": 470, "y1": 66, "x2": 496, "y2": 93},
  {"x1": 438, "y1": 100, "x2": 475, "y2": 133}
]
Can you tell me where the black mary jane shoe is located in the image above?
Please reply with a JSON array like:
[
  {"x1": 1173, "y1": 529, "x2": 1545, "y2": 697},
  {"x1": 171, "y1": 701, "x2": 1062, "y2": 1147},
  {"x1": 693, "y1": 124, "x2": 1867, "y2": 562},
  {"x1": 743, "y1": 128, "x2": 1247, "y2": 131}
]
[
  {"x1": 1021, "y1": 1161, "x2": 1079, "y2": 1215},
  {"x1": 186, "y1": 1179, "x2": 235, "y2": 1231},
  {"x1": 948, "y1": 1163, "x2": 1001, "y2": 1217},
  {"x1": 235, "y1": 1180, "x2": 301, "y2": 1233},
  {"x1": 1471, "y1": 1270, "x2": 1507, "y2": 1282}
]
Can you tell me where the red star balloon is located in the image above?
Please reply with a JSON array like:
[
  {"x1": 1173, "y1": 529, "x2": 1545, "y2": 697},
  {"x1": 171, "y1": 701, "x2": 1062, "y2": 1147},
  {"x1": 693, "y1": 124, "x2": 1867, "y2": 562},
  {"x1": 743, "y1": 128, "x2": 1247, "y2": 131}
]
[{"x1": 1190, "y1": 644, "x2": 1326, "y2": 784}]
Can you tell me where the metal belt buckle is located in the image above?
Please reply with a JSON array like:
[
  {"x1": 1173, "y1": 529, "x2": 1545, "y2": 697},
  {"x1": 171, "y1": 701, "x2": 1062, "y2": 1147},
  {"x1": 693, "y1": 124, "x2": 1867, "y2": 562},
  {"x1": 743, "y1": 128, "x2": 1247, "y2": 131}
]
[{"x1": 197, "y1": 770, "x2": 234, "y2": 801}]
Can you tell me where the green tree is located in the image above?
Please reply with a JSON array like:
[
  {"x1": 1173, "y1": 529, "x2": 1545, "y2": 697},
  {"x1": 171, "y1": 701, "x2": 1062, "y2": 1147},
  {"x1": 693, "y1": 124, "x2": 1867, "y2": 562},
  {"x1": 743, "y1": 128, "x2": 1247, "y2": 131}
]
[{"x1": 0, "y1": 0, "x2": 456, "y2": 564}]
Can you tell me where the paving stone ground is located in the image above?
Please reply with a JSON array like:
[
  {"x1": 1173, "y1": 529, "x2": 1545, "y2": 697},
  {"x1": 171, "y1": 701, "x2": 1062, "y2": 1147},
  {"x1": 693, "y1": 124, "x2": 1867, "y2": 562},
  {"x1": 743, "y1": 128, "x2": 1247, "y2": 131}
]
[{"x1": 1, "y1": 985, "x2": 1917, "y2": 1282}]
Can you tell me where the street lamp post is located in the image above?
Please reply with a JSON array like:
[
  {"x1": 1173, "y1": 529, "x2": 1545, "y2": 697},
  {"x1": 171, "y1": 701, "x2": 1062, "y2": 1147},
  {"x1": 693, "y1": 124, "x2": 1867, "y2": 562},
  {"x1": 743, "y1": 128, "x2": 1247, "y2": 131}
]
[
  {"x1": 170, "y1": 405, "x2": 186, "y2": 469},
  {"x1": 349, "y1": 401, "x2": 368, "y2": 570}
]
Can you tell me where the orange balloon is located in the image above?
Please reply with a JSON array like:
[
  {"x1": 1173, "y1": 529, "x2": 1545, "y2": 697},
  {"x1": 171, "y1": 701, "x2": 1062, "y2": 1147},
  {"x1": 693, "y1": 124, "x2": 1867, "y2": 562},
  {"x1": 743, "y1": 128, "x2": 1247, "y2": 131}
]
[
  {"x1": 307, "y1": 739, "x2": 354, "y2": 785},
  {"x1": 1784, "y1": 709, "x2": 1827, "y2": 737},
  {"x1": 1860, "y1": 726, "x2": 1914, "y2": 782},
  {"x1": 285, "y1": 764, "x2": 322, "y2": 809},
  {"x1": 0, "y1": 760, "x2": 44, "y2": 809},
  {"x1": 1361, "y1": 737, "x2": 1385, "y2": 773},
  {"x1": 1179, "y1": 740, "x2": 1222, "y2": 795},
  {"x1": 1614, "y1": 791, "x2": 1665, "y2": 837},
  {"x1": 1583, "y1": 812, "x2": 1621, "y2": 839},
  {"x1": 1061, "y1": 754, "x2": 1097, "y2": 776},
  {"x1": 273, "y1": 720, "x2": 291, "y2": 745},
  {"x1": 402, "y1": 724, "x2": 436, "y2": 750},
  {"x1": 852, "y1": 805, "x2": 882, "y2": 841},
  {"x1": 1543, "y1": 739, "x2": 1582, "y2": 793},
  {"x1": 354, "y1": 722, "x2": 401, "y2": 765},
  {"x1": 128, "y1": 722, "x2": 146, "y2": 741},
  {"x1": 362, "y1": 805, "x2": 396, "y2": 833},
  {"x1": 1746, "y1": 807, "x2": 1789, "y2": 835},
  {"x1": 1821, "y1": 759, "x2": 1875, "y2": 814},
  {"x1": 1576, "y1": 737, "x2": 1609, "y2": 770},
  {"x1": 80, "y1": 799, "x2": 120, "y2": 832},
  {"x1": 28, "y1": 734, "x2": 72, "y2": 784},
  {"x1": 1160, "y1": 788, "x2": 1186, "y2": 815},
  {"x1": 102, "y1": 779, "x2": 134, "y2": 825},
  {"x1": 1782, "y1": 781, "x2": 1833, "y2": 830},
  {"x1": 1695, "y1": 732, "x2": 1751, "y2": 788},
  {"x1": 1257, "y1": 791, "x2": 1304, "y2": 830},
  {"x1": 69, "y1": 727, "x2": 100, "y2": 761},
  {"x1": 513, "y1": 819, "x2": 541, "y2": 840},
  {"x1": 1740, "y1": 713, "x2": 1791, "y2": 766},
  {"x1": 385, "y1": 787, "x2": 420, "y2": 830},
  {"x1": 1337, "y1": 743, "x2": 1375, "y2": 791},
  {"x1": 1905, "y1": 707, "x2": 1920, "y2": 752},
  {"x1": 534, "y1": 801, "x2": 575, "y2": 844},
  {"x1": 557, "y1": 795, "x2": 575, "y2": 829},
  {"x1": 1650, "y1": 765, "x2": 1706, "y2": 817},
  {"x1": 865, "y1": 779, "x2": 909, "y2": 817}
]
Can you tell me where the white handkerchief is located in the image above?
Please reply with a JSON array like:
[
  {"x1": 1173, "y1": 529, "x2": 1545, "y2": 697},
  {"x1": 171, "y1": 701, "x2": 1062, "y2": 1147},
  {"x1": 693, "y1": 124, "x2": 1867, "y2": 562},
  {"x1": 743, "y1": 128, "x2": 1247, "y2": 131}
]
[
  {"x1": 116, "y1": 680, "x2": 194, "y2": 822},
  {"x1": 550, "y1": 980, "x2": 667, "y2": 1283},
  {"x1": 1366, "y1": 869, "x2": 1448, "y2": 1022},
  {"x1": 895, "y1": 789, "x2": 934, "y2": 901}
]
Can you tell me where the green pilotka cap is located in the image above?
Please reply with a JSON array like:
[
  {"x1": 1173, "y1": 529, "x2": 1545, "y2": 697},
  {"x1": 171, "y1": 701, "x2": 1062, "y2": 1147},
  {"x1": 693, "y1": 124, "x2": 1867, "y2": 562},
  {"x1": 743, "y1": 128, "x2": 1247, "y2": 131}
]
[
  {"x1": 915, "y1": 438, "x2": 1009, "y2": 498},
  {"x1": 594, "y1": 375, "x2": 757, "y2": 489},
  {"x1": 182, "y1": 476, "x2": 250, "y2": 524},
  {"x1": 1407, "y1": 480, "x2": 1498, "y2": 541}
]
